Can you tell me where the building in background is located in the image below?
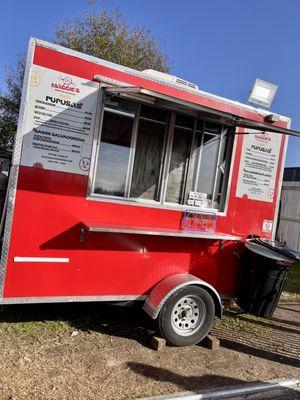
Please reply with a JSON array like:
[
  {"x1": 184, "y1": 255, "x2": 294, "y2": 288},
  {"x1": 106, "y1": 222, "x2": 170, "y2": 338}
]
[
  {"x1": 283, "y1": 167, "x2": 300, "y2": 182},
  {"x1": 0, "y1": 149, "x2": 12, "y2": 176},
  {"x1": 277, "y1": 167, "x2": 300, "y2": 251}
]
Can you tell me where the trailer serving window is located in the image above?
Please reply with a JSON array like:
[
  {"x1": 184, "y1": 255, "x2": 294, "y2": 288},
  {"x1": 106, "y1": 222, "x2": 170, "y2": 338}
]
[{"x1": 91, "y1": 95, "x2": 233, "y2": 211}]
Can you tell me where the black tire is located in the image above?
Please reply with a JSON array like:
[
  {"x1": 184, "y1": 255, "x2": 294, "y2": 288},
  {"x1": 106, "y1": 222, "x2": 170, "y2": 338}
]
[{"x1": 157, "y1": 285, "x2": 215, "y2": 346}]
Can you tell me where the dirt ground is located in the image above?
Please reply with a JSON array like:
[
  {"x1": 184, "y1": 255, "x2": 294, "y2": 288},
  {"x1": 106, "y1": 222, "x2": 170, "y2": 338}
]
[{"x1": 0, "y1": 296, "x2": 299, "y2": 400}]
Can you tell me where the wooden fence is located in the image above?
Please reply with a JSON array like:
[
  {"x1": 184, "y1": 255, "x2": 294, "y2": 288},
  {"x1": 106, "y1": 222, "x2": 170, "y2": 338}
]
[{"x1": 277, "y1": 182, "x2": 300, "y2": 251}]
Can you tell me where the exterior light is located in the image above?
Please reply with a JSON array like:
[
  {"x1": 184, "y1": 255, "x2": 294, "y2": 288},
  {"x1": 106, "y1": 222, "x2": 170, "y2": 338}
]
[
  {"x1": 265, "y1": 113, "x2": 280, "y2": 123},
  {"x1": 248, "y1": 78, "x2": 278, "y2": 109}
]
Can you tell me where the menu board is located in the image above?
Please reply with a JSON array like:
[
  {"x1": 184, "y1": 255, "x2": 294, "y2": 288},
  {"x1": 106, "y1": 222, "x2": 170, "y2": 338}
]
[
  {"x1": 20, "y1": 65, "x2": 99, "y2": 175},
  {"x1": 236, "y1": 130, "x2": 282, "y2": 203}
]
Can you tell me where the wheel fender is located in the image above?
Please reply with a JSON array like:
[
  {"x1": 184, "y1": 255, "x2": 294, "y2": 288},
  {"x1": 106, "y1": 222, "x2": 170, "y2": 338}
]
[{"x1": 143, "y1": 273, "x2": 222, "y2": 319}]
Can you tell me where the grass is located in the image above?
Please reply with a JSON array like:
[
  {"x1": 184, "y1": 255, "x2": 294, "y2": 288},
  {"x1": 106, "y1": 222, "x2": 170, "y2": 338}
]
[
  {"x1": 0, "y1": 303, "x2": 83, "y2": 336},
  {"x1": 213, "y1": 308, "x2": 266, "y2": 334},
  {"x1": 283, "y1": 261, "x2": 300, "y2": 295},
  {"x1": 0, "y1": 319, "x2": 70, "y2": 335}
]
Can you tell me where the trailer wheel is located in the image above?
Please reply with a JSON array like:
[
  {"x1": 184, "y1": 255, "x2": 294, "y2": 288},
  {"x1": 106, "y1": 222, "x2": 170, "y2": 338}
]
[{"x1": 157, "y1": 285, "x2": 215, "y2": 346}]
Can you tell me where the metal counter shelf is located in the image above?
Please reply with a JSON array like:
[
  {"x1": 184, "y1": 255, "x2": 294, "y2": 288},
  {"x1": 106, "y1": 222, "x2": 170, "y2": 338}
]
[{"x1": 82, "y1": 222, "x2": 242, "y2": 241}]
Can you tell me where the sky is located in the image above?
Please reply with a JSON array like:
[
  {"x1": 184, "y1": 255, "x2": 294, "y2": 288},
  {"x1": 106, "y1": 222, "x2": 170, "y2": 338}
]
[{"x1": 0, "y1": 0, "x2": 299, "y2": 166}]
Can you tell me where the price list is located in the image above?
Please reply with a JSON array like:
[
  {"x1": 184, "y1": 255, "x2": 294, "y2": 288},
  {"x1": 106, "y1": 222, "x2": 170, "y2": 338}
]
[{"x1": 21, "y1": 65, "x2": 99, "y2": 175}]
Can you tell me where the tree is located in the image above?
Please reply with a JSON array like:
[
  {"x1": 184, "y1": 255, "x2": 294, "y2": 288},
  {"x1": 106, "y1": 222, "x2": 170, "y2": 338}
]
[
  {"x1": 0, "y1": 7, "x2": 171, "y2": 149},
  {"x1": 0, "y1": 58, "x2": 26, "y2": 148},
  {"x1": 55, "y1": 9, "x2": 170, "y2": 72}
]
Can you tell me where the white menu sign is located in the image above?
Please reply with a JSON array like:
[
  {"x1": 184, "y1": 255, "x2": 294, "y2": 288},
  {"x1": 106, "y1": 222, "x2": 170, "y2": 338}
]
[
  {"x1": 21, "y1": 65, "x2": 99, "y2": 175},
  {"x1": 236, "y1": 130, "x2": 282, "y2": 203}
]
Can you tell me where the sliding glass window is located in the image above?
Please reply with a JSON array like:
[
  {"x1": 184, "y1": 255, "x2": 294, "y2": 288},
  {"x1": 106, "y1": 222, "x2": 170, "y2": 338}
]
[
  {"x1": 91, "y1": 95, "x2": 233, "y2": 211},
  {"x1": 165, "y1": 114, "x2": 194, "y2": 204},
  {"x1": 165, "y1": 121, "x2": 231, "y2": 209},
  {"x1": 130, "y1": 106, "x2": 168, "y2": 200},
  {"x1": 92, "y1": 96, "x2": 169, "y2": 201},
  {"x1": 93, "y1": 98, "x2": 137, "y2": 196}
]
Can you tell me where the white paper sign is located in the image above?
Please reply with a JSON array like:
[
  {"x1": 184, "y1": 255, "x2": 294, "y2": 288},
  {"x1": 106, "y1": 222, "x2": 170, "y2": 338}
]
[
  {"x1": 189, "y1": 191, "x2": 207, "y2": 201},
  {"x1": 262, "y1": 220, "x2": 273, "y2": 233},
  {"x1": 236, "y1": 130, "x2": 282, "y2": 203},
  {"x1": 21, "y1": 65, "x2": 99, "y2": 175}
]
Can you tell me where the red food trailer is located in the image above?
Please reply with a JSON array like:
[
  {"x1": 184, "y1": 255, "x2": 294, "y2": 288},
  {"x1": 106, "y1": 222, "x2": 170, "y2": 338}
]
[{"x1": 0, "y1": 38, "x2": 298, "y2": 346}]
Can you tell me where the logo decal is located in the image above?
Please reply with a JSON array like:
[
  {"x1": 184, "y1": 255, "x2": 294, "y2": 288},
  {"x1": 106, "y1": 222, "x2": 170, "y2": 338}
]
[
  {"x1": 79, "y1": 157, "x2": 90, "y2": 171},
  {"x1": 262, "y1": 220, "x2": 273, "y2": 233},
  {"x1": 33, "y1": 162, "x2": 44, "y2": 168},
  {"x1": 267, "y1": 188, "x2": 274, "y2": 199},
  {"x1": 30, "y1": 71, "x2": 41, "y2": 87},
  {"x1": 51, "y1": 75, "x2": 80, "y2": 94},
  {"x1": 254, "y1": 132, "x2": 271, "y2": 143}
]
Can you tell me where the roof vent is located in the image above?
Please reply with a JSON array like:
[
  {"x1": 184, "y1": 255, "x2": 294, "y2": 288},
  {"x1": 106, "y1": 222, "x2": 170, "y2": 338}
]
[{"x1": 142, "y1": 69, "x2": 199, "y2": 91}]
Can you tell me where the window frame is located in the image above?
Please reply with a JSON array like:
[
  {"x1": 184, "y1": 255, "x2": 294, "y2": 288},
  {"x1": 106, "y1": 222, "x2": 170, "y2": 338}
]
[
  {"x1": 163, "y1": 120, "x2": 230, "y2": 209},
  {"x1": 87, "y1": 90, "x2": 236, "y2": 215}
]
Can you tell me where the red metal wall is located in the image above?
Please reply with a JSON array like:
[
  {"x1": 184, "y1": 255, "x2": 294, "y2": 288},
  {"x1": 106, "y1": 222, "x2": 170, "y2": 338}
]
[{"x1": 2, "y1": 43, "x2": 287, "y2": 300}]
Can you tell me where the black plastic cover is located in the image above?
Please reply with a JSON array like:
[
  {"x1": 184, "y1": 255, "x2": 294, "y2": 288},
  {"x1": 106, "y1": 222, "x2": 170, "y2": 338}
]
[{"x1": 252, "y1": 238, "x2": 300, "y2": 261}]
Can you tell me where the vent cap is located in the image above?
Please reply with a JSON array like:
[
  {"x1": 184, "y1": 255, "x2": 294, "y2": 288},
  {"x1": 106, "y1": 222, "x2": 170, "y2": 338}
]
[{"x1": 142, "y1": 69, "x2": 198, "y2": 91}]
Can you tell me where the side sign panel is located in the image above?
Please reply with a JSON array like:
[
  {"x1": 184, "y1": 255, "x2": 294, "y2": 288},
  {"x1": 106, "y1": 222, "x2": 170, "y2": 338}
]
[
  {"x1": 236, "y1": 130, "x2": 282, "y2": 203},
  {"x1": 20, "y1": 65, "x2": 99, "y2": 175},
  {"x1": 181, "y1": 210, "x2": 216, "y2": 232}
]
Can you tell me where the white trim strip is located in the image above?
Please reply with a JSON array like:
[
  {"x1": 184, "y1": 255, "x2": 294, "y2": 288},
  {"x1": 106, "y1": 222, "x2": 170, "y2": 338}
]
[
  {"x1": 0, "y1": 295, "x2": 146, "y2": 304},
  {"x1": 14, "y1": 257, "x2": 70, "y2": 263}
]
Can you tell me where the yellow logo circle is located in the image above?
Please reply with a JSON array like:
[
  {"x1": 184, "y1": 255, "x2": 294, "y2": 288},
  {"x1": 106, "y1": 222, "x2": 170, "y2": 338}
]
[{"x1": 30, "y1": 71, "x2": 41, "y2": 87}]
